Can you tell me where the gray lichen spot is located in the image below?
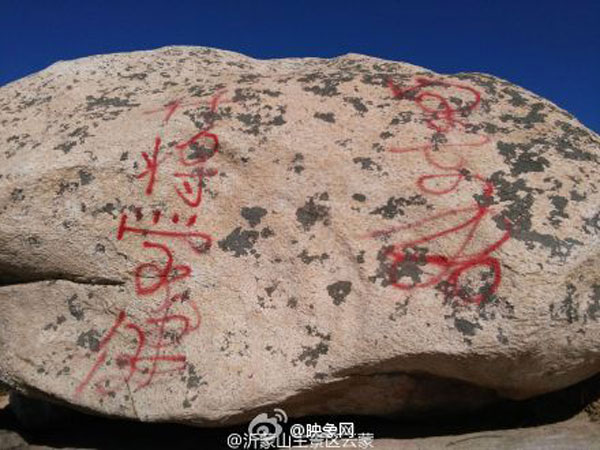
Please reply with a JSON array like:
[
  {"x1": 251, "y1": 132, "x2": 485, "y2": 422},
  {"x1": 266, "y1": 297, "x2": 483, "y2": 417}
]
[
  {"x1": 186, "y1": 364, "x2": 207, "y2": 390},
  {"x1": 327, "y1": 281, "x2": 352, "y2": 306},
  {"x1": 296, "y1": 196, "x2": 330, "y2": 231},
  {"x1": 10, "y1": 188, "x2": 24, "y2": 202},
  {"x1": 500, "y1": 102, "x2": 547, "y2": 128},
  {"x1": 241, "y1": 206, "x2": 267, "y2": 227},
  {"x1": 496, "y1": 141, "x2": 550, "y2": 176},
  {"x1": 54, "y1": 141, "x2": 76, "y2": 154},
  {"x1": 314, "y1": 112, "x2": 335, "y2": 123},
  {"x1": 85, "y1": 95, "x2": 139, "y2": 111},
  {"x1": 550, "y1": 284, "x2": 579, "y2": 324},
  {"x1": 67, "y1": 294, "x2": 85, "y2": 321},
  {"x1": 502, "y1": 88, "x2": 529, "y2": 107},
  {"x1": 78, "y1": 169, "x2": 95, "y2": 186},
  {"x1": 218, "y1": 227, "x2": 259, "y2": 257},
  {"x1": 344, "y1": 96, "x2": 368, "y2": 114},
  {"x1": 454, "y1": 318, "x2": 482, "y2": 337},
  {"x1": 587, "y1": 285, "x2": 600, "y2": 321},
  {"x1": 77, "y1": 329, "x2": 101, "y2": 351},
  {"x1": 548, "y1": 195, "x2": 569, "y2": 227},
  {"x1": 389, "y1": 298, "x2": 409, "y2": 321},
  {"x1": 298, "y1": 250, "x2": 329, "y2": 265},
  {"x1": 26, "y1": 235, "x2": 42, "y2": 248},
  {"x1": 294, "y1": 325, "x2": 331, "y2": 368},
  {"x1": 353, "y1": 157, "x2": 381, "y2": 172},
  {"x1": 370, "y1": 195, "x2": 427, "y2": 219},
  {"x1": 491, "y1": 171, "x2": 583, "y2": 261}
]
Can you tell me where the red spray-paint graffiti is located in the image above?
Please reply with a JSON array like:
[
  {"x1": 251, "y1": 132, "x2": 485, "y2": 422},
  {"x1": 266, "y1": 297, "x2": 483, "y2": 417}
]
[
  {"x1": 76, "y1": 90, "x2": 230, "y2": 397},
  {"x1": 367, "y1": 78, "x2": 511, "y2": 304}
]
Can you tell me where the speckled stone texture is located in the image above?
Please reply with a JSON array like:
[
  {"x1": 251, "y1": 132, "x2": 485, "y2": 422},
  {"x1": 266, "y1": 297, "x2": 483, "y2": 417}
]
[{"x1": 0, "y1": 46, "x2": 598, "y2": 425}]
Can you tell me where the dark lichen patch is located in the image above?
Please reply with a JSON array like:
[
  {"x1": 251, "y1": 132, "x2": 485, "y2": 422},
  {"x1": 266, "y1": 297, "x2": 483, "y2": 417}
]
[
  {"x1": 260, "y1": 227, "x2": 275, "y2": 238},
  {"x1": 57, "y1": 180, "x2": 79, "y2": 196},
  {"x1": 449, "y1": 266, "x2": 499, "y2": 305},
  {"x1": 499, "y1": 102, "x2": 546, "y2": 128},
  {"x1": 587, "y1": 285, "x2": 600, "y2": 322},
  {"x1": 352, "y1": 193, "x2": 366, "y2": 202},
  {"x1": 370, "y1": 195, "x2": 427, "y2": 219},
  {"x1": 583, "y1": 212, "x2": 600, "y2": 235},
  {"x1": 390, "y1": 247, "x2": 428, "y2": 287},
  {"x1": 10, "y1": 188, "x2": 24, "y2": 202},
  {"x1": 218, "y1": 227, "x2": 259, "y2": 257},
  {"x1": 362, "y1": 71, "x2": 411, "y2": 88},
  {"x1": 78, "y1": 169, "x2": 95, "y2": 186},
  {"x1": 185, "y1": 139, "x2": 215, "y2": 162},
  {"x1": 67, "y1": 294, "x2": 84, "y2": 321},
  {"x1": 56, "y1": 366, "x2": 71, "y2": 377},
  {"x1": 287, "y1": 297, "x2": 298, "y2": 308},
  {"x1": 185, "y1": 364, "x2": 207, "y2": 390},
  {"x1": 235, "y1": 113, "x2": 261, "y2": 135},
  {"x1": 389, "y1": 111, "x2": 414, "y2": 126},
  {"x1": 117, "y1": 72, "x2": 147, "y2": 81},
  {"x1": 326, "y1": 281, "x2": 352, "y2": 306},
  {"x1": 92, "y1": 201, "x2": 122, "y2": 219},
  {"x1": 454, "y1": 318, "x2": 482, "y2": 337},
  {"x1": 54, "y1": 141, "x2": 77, "y2": 154},
  {"x1": 43, "y1": 315, "x2": 66, "y2": 331},
  {"x1": 298, "y1": 250, "x2": 329, "y2": 264},
  {"x1": 261, "y1": 89, "x2": 282, "y2": 97},
  {"x1": 548, "y1": 195, "x2": 569, "y2": 227},
  {"x1": 543, "y1": 177, "x2": 563, "y2": 192},
  {"x1": 298, "y1": 71, "x2": 353, "y2": 97},
  {"x1": 550, "y1": 284, "x2": 580, "y2": 324},
  {"x1": 264, "y1": 283, "x2": 278, "y2": 298},
  {"x1": 69, "y1": 126, "x2": 93, "y2": 144},
  {"x1": 257, "y1": 293, "x2": 276, "y2": 310},
  {"x1": 296, "y1": 195, "x2": 331, "y2": 231},
  {"x1": 467, "y1": 121, "x2": 511, "y2": 135},
  {"x1": 570, "y1": 190, "x2": 586, "y2": 202},
  {"x1": 26, "y1": 235, "x2": 42, "y2": 248},
  {"x1": 553, "y1": 120, "x2": 599, "y2": 163},
  {"x1": 353, "y1": 157, "x2": 382, "y2": 172},
  {"x1": 293, "y1": 325, "x2": 331, "y2": 368},
  {"x1": 85, "y1": 95, "x2": 139, "y2": 111},
  {"x1": 389, "y1": 298, "x2": 409, "y2": 321},
  {"x1": 344, "y1": 96, "x2": 368, "y2": 114},
  {"x1": 314, "y1": 112, "x2": 335, "y2": 123},
  {"x1": 368, "y1": 246, "x2": 395, "y2": 287},
  {"x1": 356, "y1": 251, "x2": 365, "y2": 264},
  {"x1": 491, "y1": 171, "x2": 582, "y2": 262},
  {"x1": 502, "y1": 88, "x2": 529, "y2": 107},
  {"x1": 183, "y1": 103, "x2": 231, "y2": 130},
  {"x1": 453, "y1": 72, "x2": 501, "y2": 96},
  {"x1": 496, "y1": 328, "x2": 509, "y2": 345},
  {"x1": 291, "y1": 152, "x2": 305, "y2": 174},
  {"x1": 77, "y1": 329, "x2": 101, "y2": 351},
  {"x1": 235, "y1": 109, "x2": 286, "y2": 135},
  {"x1": 241, "y1": 206, "x2": 267, "y2": 227},
  {"x1": 496, "y1": 141, "x2": 550, "y2": 176},
  {"x1": 237, "y1": 73, "x2": 262, "y2": 84}
]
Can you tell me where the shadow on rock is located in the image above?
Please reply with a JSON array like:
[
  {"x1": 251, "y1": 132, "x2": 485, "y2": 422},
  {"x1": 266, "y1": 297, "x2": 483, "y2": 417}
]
[{"x1": 0, "y1": 373, "x2": 599, "y2": 449}]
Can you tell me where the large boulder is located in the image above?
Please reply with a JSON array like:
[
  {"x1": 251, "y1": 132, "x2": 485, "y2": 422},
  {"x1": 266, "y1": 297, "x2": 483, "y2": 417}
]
[{"x1": 0, "y1": 46, "x2": 598, "y2": 425}]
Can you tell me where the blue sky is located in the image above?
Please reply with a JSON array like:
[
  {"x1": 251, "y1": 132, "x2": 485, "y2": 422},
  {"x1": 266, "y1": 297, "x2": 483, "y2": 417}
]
[{"x1": 1, "y1": 0, "x2": 598, "y2": 132}]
